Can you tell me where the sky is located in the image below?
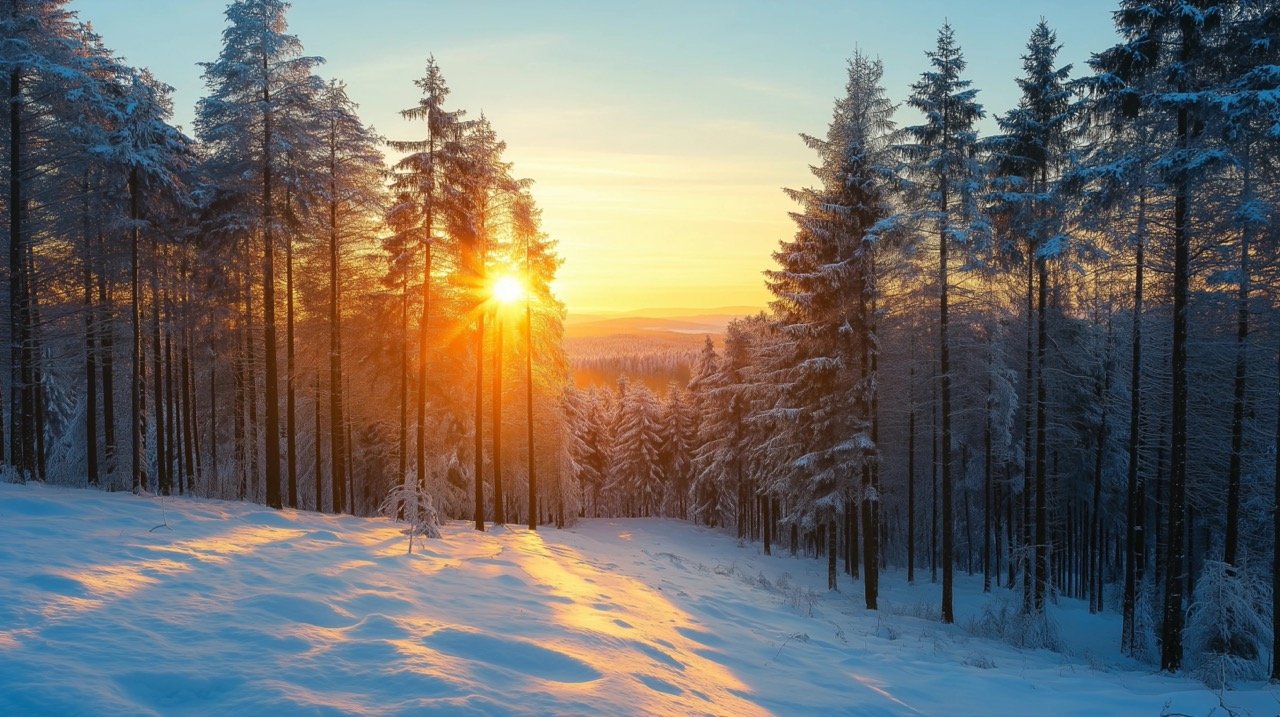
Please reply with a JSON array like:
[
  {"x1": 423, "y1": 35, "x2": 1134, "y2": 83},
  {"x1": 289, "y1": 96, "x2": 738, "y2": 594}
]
[{"x1": 69, "y1": 0, "x2": 1121, "y2": 315}]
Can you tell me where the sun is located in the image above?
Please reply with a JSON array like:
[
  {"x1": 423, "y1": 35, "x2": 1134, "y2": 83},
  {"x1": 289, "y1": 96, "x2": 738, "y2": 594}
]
[{"x1": 492, "y1": 274, "x2": 525, "y2": 304}]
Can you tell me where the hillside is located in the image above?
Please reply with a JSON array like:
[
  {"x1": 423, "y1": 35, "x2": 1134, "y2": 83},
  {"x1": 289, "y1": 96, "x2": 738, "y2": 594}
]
[
  {"x1": 564, "y1": 307, "x2": 759, "y2": 392},
  {"x1": 1, "y1": 483, "x2": 1271, "y2": 716}
]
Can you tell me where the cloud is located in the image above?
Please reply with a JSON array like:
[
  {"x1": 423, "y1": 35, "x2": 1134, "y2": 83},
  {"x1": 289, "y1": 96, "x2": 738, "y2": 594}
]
[{"x1": 719, "y1": 76, "x2": 816, "y2": 102}]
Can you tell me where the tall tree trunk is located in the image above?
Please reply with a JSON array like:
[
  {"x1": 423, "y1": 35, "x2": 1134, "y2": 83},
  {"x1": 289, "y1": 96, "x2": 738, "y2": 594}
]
[
  {"x1": 827, "y1": 515, "x2": 837, "y2": 591},
  {"x1": 526, "y1": 246, "x2": 536, "y2": 530},
  {"x1": 83, "y1": 175, "x2": 99, "y2": 486},
  {"x1": 100, "y1": 266, "x2": 116, "y2": 480},
  {"x1": 417, "y1": 241, "x2": 432, "y2": 489},
  {"x1": 8, "y1": 65, "x2": 27, "y2": 480},
  {"x1": 151, "y1": 241, "x2": 168, "y2": 494},
  {"x1": 314, "y1": 374, "x2": 322, "y2": 511},
  {"x1": 907, "y1": 358, "x2": 917, "y2": 584},
  {"x1": 1160, "y1": 92, "x2": 1191, "y2": 674},
  {"x1": 244, "y1": 235, "x2": 259, "y2": 500},
  {"x1": 1034, "y1": 254, "x2": 1049, "y2": 612},
  {"x1": 849, "y1": 494, "x2": 860, "y2": 579},
  {"x1": 416, "y1": 210, "x2": 433, "y2": 494},
  {"x1": 931, "y1": 383, "x2": 938, "y2": 584},
  {"x1": 328, "y1": 149, "x2": 345, "y2": 516},
  {"x1": 261, "y1": 60, "x2": 282, "y2": 511},
  {"x1": 1091, "y1": 324, "x2": 1112, "y2": 614},
  {"x1": 862, "y1": 263, "x2": 879, "y2": 610},
  {"x1": 398, "y1": 273, "x2": 408, "y2": 490},
  {"x1": 285, "y1": 193, "x2": 297, "y2": 509},
  {"x1": 983, "y1": 373, "x2": 993, "y2": 593},
  {"x1": 1122, "y1": 190, "x2": 1146, "y2": 654},
  {"x1": 182, "y1": 325, "x2": 197, "y2": 491},
  {"x1": 99, "y1": 262, "x2": 115, "y2": 476},
  {"x1": 234, "y1": 312, "x2": 246, "y2": 500},
  {"x1": 939, "y1": 176, "x2": 955, "y2": 624},
  {"x1": 129, "y1": 168, "x2": 145, "y2": 492},
  {"x1": 164, "y1": 292, "x2": 179, "y2": 493},
  {"x1": 210, "y1": 350, "x2": 218, "y2": 493},
  {"x1": 27, "y1": 248, "x2": 43, "y2": 481},
  {"x1": 474, "y1": 312, "x2": 486, "y2": 530},
  {"x1": 492, "y1": 313, "x2": 505, "y2": 524},
  {"x1": 1224, "y1": 155, "x2": 1251, "y2": 567},
  {"x1": 1270, "y1": 340, "x2": 1279, "y2": 681},
  {"x1": 1022, "y1": 241, "x2": 1035, "y2": 612}
]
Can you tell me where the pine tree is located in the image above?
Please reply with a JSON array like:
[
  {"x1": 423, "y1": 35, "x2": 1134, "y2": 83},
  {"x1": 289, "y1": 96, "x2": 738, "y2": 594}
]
[
  {"x1": 988, "y1": 20, "x2": 1076, "y2": 614},
  {"x1": 388, "y1": 56, "x2": 465, "y2": 504},
  {"x1": 608, "y1": 383, "x2": 664, "y2": 517},
  {"x1": 767, "y1": 51, "x2": 897, "y2": 602},
  {"x1": 196, "y1": 0, "x2": 324, "y2": 509},
  {"x1": 321, "y1": 79, "x2": 382, "y2": 512},
  {"x1": 1089, "y1": 0, "x2": 1229, "y2": 672},
  {"x1": 898, "y1": 23, "x2": 986, "y2": 623}
]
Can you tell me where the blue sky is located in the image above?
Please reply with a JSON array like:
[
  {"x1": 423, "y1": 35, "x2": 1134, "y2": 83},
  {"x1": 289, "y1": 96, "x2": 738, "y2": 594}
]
[{"x1": 69, "y1": 0, "x2": 1121, "y2": 313}]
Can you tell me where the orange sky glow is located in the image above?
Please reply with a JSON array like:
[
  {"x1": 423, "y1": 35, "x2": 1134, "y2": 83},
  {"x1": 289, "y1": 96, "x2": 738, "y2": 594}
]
[{"x1": 70, "y1": 0, "x2": 1119, "y2": 316}]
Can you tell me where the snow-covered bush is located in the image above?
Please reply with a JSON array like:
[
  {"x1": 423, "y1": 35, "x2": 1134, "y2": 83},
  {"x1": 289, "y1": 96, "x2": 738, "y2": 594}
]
[
  {"x1": 380, "y1": 481, "x2": 442, "y2": 554},
  {"x1": 1184, "y1": 560, "x2": 1269, "y2": 689},
  {"x1": 1129, "y1": 575, "x2": 1160, "y2": 664},
  {"x1": 965, "y1": 596, "x2": 1060, "y2": 651}
]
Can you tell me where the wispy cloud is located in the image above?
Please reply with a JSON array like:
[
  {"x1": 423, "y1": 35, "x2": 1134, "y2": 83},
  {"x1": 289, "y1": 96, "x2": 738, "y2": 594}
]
[{"x1": 719, "y1": 76, "x2": 816, "y2": 103}]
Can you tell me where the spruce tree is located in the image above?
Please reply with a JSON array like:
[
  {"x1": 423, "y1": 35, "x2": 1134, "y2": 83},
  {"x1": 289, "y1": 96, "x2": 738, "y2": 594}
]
[
  {"x1": 767, "y1": 51, "x2": 897, "y2": 603},
  {"x1": 898, "y1": 23, "x2": 986, "y2": 623},
  {"x1": 196, "y1": 0, "x2": 323, "y2": 509}
]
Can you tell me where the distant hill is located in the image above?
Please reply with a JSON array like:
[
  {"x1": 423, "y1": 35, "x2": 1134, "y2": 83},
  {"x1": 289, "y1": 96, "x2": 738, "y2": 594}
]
[
  {"x1": 564, "y1": 306, "x2": 762, "y2": 338},
  {"x1": 565, "y1": 306, "x2": 762, "y2": 392}
]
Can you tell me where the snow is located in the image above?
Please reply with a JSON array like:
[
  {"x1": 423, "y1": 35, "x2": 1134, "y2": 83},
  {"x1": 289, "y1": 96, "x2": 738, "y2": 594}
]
[{"x1": 1, "y1": 482, "x2": 1276, "y2": 716}]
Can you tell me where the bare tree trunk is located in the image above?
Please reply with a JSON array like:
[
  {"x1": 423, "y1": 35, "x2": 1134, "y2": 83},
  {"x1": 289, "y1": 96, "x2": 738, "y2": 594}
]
[
  {"x1": 83, "y1": 174, "x2": 99, "y2": 486},
  {"x1": 8, "y1": 65, "x2": 28, "y2": 480},
  {"x1": 526, "y1": 247, "x2": 536, "y2": 530},
  {"x1": 1022, "y1": 242, "x2": 1035, "y2": 612},
  {"x1": 1224, "y1": 155, "x2": 1251, "y2": 567},
  {"x1": 28, "y1": 247, "x2": 44, "y2": 482},
  {"x1": 474, "y1": 312, "x2": 485, "y2": 530},
  {"x1": 931, "y1": 383, "x2": 938, "y2": 584},
  {"x1": 983, "y1": 374, "x2": 993, "y2": 593},
  {"x1": 210, "y1": 348, "x2": 219, "y2": 495},
  {"x1": 861, "y1": 259, "x2": 879, "y2": 610},
  {"x1": 244, "y1": 236, "x2": 259, "y2": 500},
  {"x1": 328, "y1": 149, "x2": 345, "y2": 516},
  {"x1": 1034, "y1": 254, "x2": 1049, "y2": 612},
  {"x1": 182, "y1": 325, "x2": 197, "y2": 491},
  {"x1": 940, "y1": 176, "x2": 955, "y2": 624},
  {"x1": 1271, "y1": 340, "x2": 1279, "y2": 681},
  {"x1": 285, "y1": 192, "x2": 297, "y2": 509},
  {"x1": 492, "y1": 313, "x2": 506, "y2": 525},
  {"x1": 129, "y1": 168, "x2": 145, "y2": 492},
  {"x1": 1160, "y1": 93, "x2": 1191, "y2": 674},
  {"x1": 1122, "y1": 191, "x2": 1146, "y2": 654},
  {"x1": 164, "y1": 291, "x2": 179, "y2": 493},
  {"x1": 827, "y1": 515, "x2": 837, "y2": 591},
  {"x1": 399, "y1": 272, "x2": 408, "y2": 490},
  {"x1": 1091, "y1": 324, "x2": 1112, "y2": 614},
  {"x1": 908, "y1": 358, "x2": 917, "y2": 584},
  {"x1": 261, "y1": 47, "x2": 282, "y2": 510},
  {"x1": 151, "y1": 240, "x2": 168, "y2": 494},
  {"x1": 314, "y1": 374, "x2": 322, "y2": 512}
]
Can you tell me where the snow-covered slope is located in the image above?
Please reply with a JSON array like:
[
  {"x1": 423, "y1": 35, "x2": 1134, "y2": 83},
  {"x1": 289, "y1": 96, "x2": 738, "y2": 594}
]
[{"x1": 0, "y1": 483, "x2": 1273, "y2": 716}]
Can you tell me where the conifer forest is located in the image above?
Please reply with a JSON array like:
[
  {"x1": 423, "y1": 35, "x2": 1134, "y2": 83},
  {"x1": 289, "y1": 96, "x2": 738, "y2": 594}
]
[{"x1": 3, "y1": 1, "x2": 1280, "y2": 714}]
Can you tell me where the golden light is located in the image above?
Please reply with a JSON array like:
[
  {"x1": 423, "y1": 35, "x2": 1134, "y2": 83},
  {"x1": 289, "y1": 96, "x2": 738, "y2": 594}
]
[{"x1": 492, "y1": 274, "x2": 525, "y2": 305}]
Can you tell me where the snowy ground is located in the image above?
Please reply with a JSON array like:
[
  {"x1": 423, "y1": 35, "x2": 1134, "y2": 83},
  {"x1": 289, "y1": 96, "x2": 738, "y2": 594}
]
[{"x1": 0, "y1": 483, "x2": 1275, "y2": 716}]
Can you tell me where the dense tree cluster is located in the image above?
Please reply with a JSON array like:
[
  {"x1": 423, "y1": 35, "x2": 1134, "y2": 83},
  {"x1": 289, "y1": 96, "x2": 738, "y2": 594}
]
[
  {"x1": 565, "y1": 5, "x2": 1280, "y2": 682},
  {"x1": 0, "y1": 0, "x2": 572, "y2": 529}
]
